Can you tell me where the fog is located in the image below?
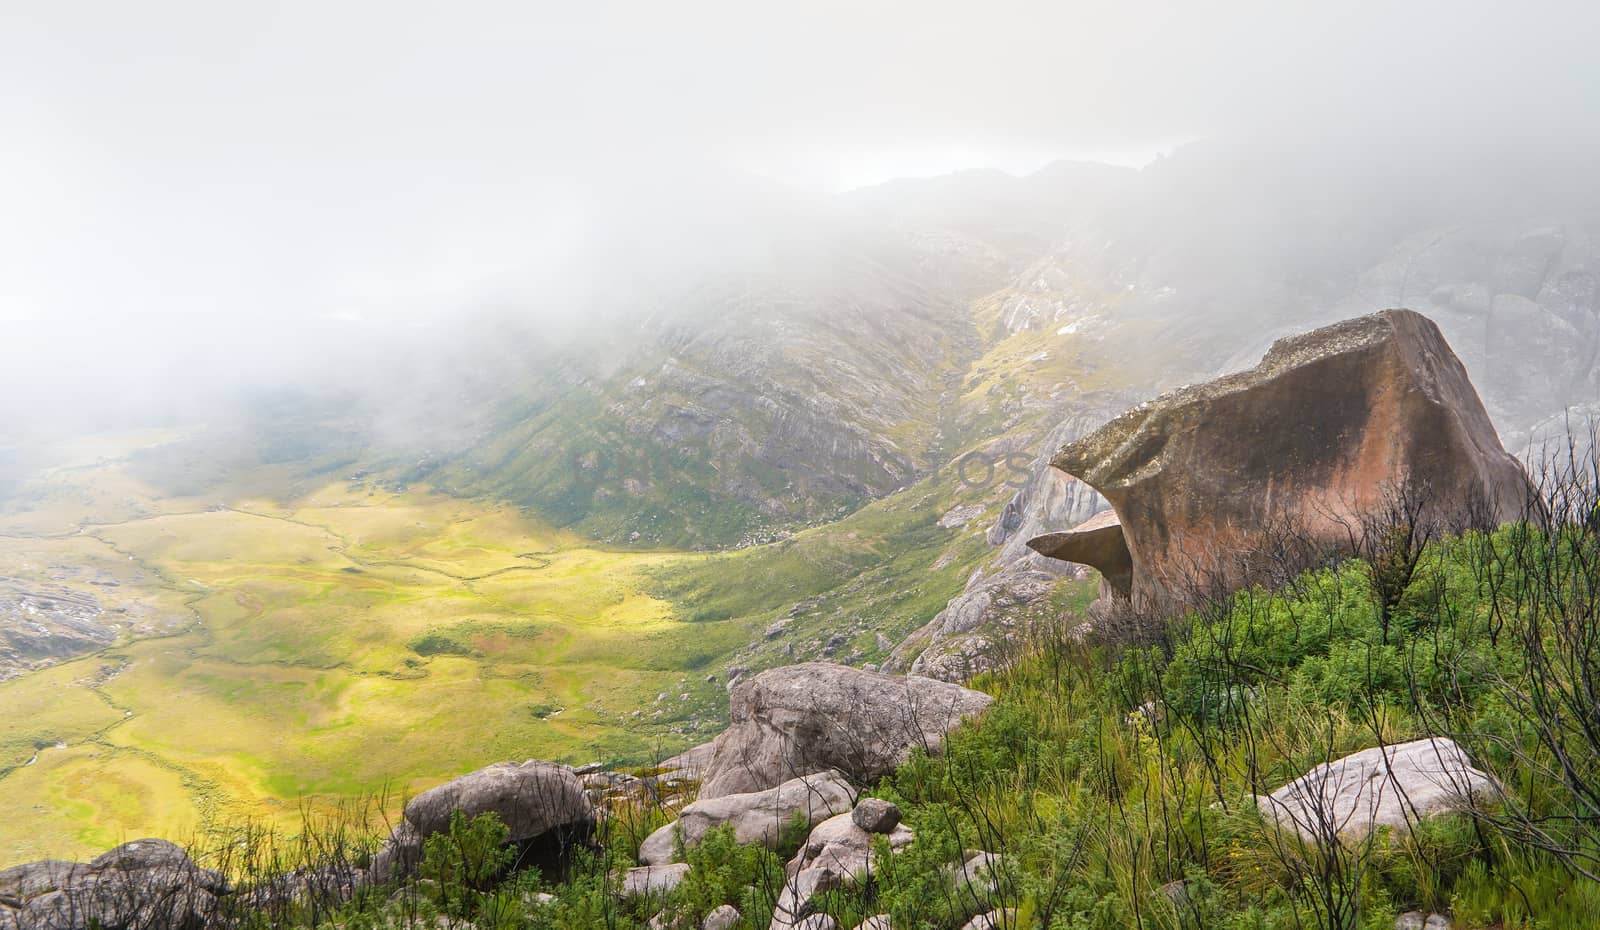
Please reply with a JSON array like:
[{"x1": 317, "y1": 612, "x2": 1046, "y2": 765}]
[{"x1": 3, "y1": 0, "x2": 1598, "y2": 432}]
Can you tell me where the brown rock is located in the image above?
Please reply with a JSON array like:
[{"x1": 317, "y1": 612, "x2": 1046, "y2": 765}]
[
  {"x1": 1029, "y1": 310, "x2": 1531, "y2": 613},
  {"x1": 850, "y1": 798, "x2": 902, "y2": 834},
  {"x1": 1026, "y1": 509, "x2": 1132, "y2": 598}
]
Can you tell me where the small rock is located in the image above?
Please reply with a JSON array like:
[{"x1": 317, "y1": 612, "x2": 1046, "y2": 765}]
[
  {"x1": 704, "y1": 904, "x2": 742, "y2": 930},
  {"x1": 960, "y1": 910, "x2": 1014, "y2": 930},
  {"x1": 850, "y1": 798, "x2": 902, "y2": 834},
  {"x1": 637, "y1": 822, "x2": 678, "y2": 867},
  {"x1": 854, "y1": 917, "x2": 892, "y2": 930},
  {"x1": 938, "y1": 504, "x2": 986, "y2": 530},
  {"x1": 950, "y1": 851, "x2": 1005, "y2": 900},
  {"x1": 621, "y1": 863, "x2": 691, "y2": 898}
]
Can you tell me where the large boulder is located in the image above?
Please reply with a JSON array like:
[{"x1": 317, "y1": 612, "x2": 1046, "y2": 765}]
[
  {"x1": 1255, "y1": 738, "x2": 1496, "y2": 842},
  {"x1": 1030, "y1": 310, "x2": 1532, "y2": 614},
  {"x1": 0, "y1": 839, "x2": 230, "y2": 930},
  {"x1": 371, "y1": 760, "x2": 593, "y2": 882},
  {"x1": 697, "y1": 663, "x2": 993, "y2": 798},
  {"x1": 638, "y1": 770, "x2": 855, "y2": 866}
]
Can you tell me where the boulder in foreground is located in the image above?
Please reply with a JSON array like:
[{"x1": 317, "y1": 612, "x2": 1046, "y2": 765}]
[
  {"x1": 1256, "y1": 737, "x2": 1496, "y2": 841},
  {"x1": 371, "y1": 760, "x2": 593, "y2": 882},
  {"x1": 697, "y1": 663, "x2": 993, "y2": 799},
  {"x1": 1030, "y1": 310, "x2": 1531, "y2": 614},
  {"x1": 0, "y1": 839, "x2": 230, "y2": 930}
]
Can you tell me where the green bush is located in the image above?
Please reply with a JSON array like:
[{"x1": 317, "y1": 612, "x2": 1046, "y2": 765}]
[{"x1": 419, "y1": 810, "x2": 516, "y2": 918}]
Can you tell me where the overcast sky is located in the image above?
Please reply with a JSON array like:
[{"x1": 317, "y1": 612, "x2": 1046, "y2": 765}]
[{"x1": 2, "y1": 0, "x2": 1597, "y2": 421}]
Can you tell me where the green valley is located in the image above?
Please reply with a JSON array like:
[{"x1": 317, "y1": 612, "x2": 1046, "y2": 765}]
[
  {"x1": 0, "y1": 426, "x2": 1013, "y2": 867},
  {"x1": 0, "y1": 442, "x2": 736, "y2": 863}
]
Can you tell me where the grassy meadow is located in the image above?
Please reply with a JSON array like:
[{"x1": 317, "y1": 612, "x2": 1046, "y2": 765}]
[
  {"x1": 0, "y1": 445, "x2": 754, "y2": 865},
  {"x1": 0, "y1": 428, "x2": 1002, "y2": 868}
]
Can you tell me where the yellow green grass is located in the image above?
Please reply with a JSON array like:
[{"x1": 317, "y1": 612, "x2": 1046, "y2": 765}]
[{"x1": 0, "y1": 460, "x2": 748, "y2": 866}]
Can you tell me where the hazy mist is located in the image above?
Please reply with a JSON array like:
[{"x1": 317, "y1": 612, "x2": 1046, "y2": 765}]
[{"x1": 3, "y1": 0, "x2": 1598, "y2": 431}]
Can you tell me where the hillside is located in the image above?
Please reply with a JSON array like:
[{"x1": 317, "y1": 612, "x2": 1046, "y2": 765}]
[{"x1": 1, "y1": 147, "x2": 1598, "y2": 880}]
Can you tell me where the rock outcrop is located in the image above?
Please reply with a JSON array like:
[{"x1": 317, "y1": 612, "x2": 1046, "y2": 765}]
[
  {"x1": 891, "y1": 410, "x2": 1110, "y2": 680},
  {"x1": 1255, "y1": 738, "x2": 1496, "y2": 841},
  {"x1": 696, "y1": 664, "x2": 992, "y2": 798},
  {"x1": 770, "y1": 799, "x2": 914, "y2": 930},
  {"x1": 1027, "y1": 509, "x2": 1131, "y2": 599},
  {"x1": 638, "y1": 770, "x2": 856, "y2": 866},
  {"x1": 370, "y1": 760, "x2": 593, "y2": 882},
  {"x1": 1029, "y1": 310, "x2": 1533, "y2": 614},
  {"x1": 0, "y1": 839, "x2": 231, "y2": 930}
]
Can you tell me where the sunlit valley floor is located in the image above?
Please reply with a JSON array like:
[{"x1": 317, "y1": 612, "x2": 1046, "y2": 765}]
[{"x1": 0, "y1": 430, "x2": 995, "y2": 866}]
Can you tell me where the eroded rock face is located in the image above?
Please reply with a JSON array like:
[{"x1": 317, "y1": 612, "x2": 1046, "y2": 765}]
[
  {"x1": 697, "y1": 664, "x2": 992, "y2": 798},
  {"x1": 1030, "y1": 310, "x2": 1532, "y2": 613},
  {"x1": 370, "y1": 760, "x2": 593, "y2": 882},
  {"x1": 1026, "y1": 509, "x2": 1131, "y2": 598},
  {"x1": 0, "y1": 839, "x2": 230, "y2": 930},
  {"x1": 891, "y1": 408, "x2": 1111, "y2": 680},
  {"x1": 1255, "y1": 738, "x2": 1495, "y2": 842}
]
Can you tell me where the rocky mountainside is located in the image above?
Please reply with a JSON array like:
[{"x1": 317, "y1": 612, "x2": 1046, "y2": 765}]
[{"x1": 110, "y1": 144, "x2": 1598, "y2": 559}]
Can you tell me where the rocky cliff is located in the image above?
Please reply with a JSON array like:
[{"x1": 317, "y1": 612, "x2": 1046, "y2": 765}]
[{"x1": 1028, "y1": 309, "x2": 1533, "y2": 614}]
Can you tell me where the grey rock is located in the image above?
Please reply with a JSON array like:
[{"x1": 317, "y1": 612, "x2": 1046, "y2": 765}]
[
  {"x1": 960, "y1": 910, "x2": 1015, "y2": 930},
  {"x1": 637, "y1": 823, "x2": 678, "y2": 868},
  {"x1": 658, "y1": 741, "x2": 719, "y2": 780},
  {"x1": 0, "y1": 861, "x2": 87, "y2": 903},
  {"x1": 892, "y1": 416, "x2": 1109, "y2": 680},
  {"x1": 372, "y1": 760, "x2": 592, "y2": 881},
  {"x1": 1256, "y1": 738, "x2": 1495, "y2": 841},
  {"x1": 949, "y1": 851, "x2": 1006, "y2": 901},
  {"x1": 850, "y1": 798, "x2": 902, "y2": 834},
  {"x1": 772, "y1": 810, "x2": 914, "y2": 930},
  {"x1": 621, "y1": 863, "x2": 691, "y2": 898},
  {"x1": 405, "y1": 760, "x2": 591, "y2": 842},
  {"x1": 639, "y1": 770, "x2": 856, "y2": 865},
  {"x1": 704, "y1": 904, "x2": 743, "y2": 930},
  {"x1": 0, "y1": 839, "x2": 229, "y2": 930},
  {"x1": 790, "y1": 812, "x2": 913, "y2": 881},
  {"x1": 938, "y1": 504, "x2": 987, "y2": 529},
  {"x1": 698, "y1": 663, "x2": 992, "y2": 798}
]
